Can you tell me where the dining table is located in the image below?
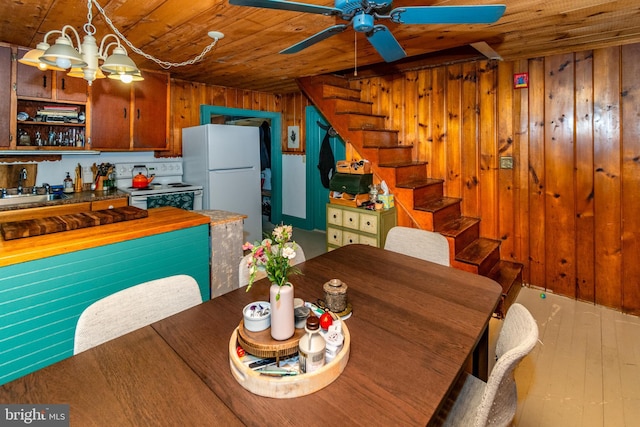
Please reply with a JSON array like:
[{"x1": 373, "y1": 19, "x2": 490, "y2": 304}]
[{"x1": 0, "y1": 244, "x2": 502, "y2": 426}]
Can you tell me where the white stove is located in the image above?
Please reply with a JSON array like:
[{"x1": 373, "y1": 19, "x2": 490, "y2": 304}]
[{"x1": 115, "y1": 161, "x2": 203, "y2": 210}]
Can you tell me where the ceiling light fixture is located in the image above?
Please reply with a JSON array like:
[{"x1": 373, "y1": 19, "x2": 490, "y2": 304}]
[{"x1": 18, "y1": 0, "x2": 224, "y2": 85}]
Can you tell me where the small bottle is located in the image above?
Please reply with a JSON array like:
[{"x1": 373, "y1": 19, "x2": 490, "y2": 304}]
[
  {"x1": 298, "y1": 315, "x2": 326, "y2": 373},
  {"x1": 63, "y1": 172, "x2": 74, "y2": 194}
]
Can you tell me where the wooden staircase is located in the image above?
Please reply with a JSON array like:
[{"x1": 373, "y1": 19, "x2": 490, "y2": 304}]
[{"x1": 298, "y1": 74, "x2": 522, "y2": 318}]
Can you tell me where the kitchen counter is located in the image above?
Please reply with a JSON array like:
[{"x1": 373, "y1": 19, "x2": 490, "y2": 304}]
[
  {"x1": 0, "y1": 206, "x2": 211, "y2": 385},
  {"x1": 0, "y1": 189, "x2": 129, "y2": 212},
  {"x1": 0, "y1": 206, "x2": 210, "y2": 268}
]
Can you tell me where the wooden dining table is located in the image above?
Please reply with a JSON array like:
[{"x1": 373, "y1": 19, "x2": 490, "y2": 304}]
[{"x1": 0, "y1": 244, "x2": 502, "y2": 426}]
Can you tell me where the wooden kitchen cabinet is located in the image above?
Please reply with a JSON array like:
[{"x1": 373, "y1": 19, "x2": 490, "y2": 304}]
[
  {"x1": 0, "y1": 44, "x2": 11, "y2": 148},
  {"x1": 132, "y1": 70, "x2": 168, "y2": 150},
  {"x1": 326, "y1": 203, "x2": 396, "y2": 250},
  {"x1": 90, "y1": 77, "x2": 131, "y2": 150},
  {"x1": 90, "y1": 69, "x2": 169, "y2": 151}
]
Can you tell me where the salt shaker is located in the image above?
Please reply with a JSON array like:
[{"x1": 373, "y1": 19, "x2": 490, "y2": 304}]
[{"x1": 323, "y1": 279, "x2": 348, "y2": 312}]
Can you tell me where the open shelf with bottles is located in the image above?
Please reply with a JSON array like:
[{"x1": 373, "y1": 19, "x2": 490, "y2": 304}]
[{"x1": 16, "y1": 100, "x2": 86, "y2": 148}]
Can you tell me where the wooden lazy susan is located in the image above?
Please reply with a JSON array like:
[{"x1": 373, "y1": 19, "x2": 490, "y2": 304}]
[{"x1": 229, "y1": 319, "x2": 351, "y2": 398}]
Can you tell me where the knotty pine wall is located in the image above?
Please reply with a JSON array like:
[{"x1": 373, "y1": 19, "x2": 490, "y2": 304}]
[
  {"x1": 166, "y1": 79, "x2": 310, "y2": 157},
  {"x1": 352, "y1": 43, "x2": 640, "y2": 315}
]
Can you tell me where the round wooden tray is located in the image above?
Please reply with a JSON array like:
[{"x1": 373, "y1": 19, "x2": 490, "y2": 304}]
[
  {"x1": 229, "y1": 321, "x2": 351, "y2": 398},
  {"x1": 237, "y1": 319, "x2": 306, "y2": 359}
]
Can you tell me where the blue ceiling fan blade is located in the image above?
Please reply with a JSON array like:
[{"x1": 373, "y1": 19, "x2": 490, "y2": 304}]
[
  {"x1": 366, "y1": 25, "x2": 406, "y2": 63},
  {"x1": 390, "y1": 5, "x2": 506, "y2": 25},
  {"x1": 280, "y1": 25, "x2": 349, "y2": 54},
  {"x1": 229, "y1": 0, "x2": 341, "y2": 15}
]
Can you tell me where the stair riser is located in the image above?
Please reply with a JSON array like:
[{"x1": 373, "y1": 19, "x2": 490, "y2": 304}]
[
  {"x1": 432, "y1": 203, "x2": 461, "y2": 230},
  {"x1": 345, "y1": 114, "x2": 386, "y2": 129},
  {"x1": 478, "y1": 248, "x2": 501, "y2": 276},
  {"x1": 333, "y1": 99, "x2": 373, "y2": 115},
  {"x1": 413, "y1": 182, "x2": 444, "y2": 205},
  {"x1": 448, "y1": 221, "x2": 480, "y2": 255},
  {"x1": 323, "y1": 85, "x2": 361, "y2": 100},
  {"x1": 313, "y1": 74, "x2": 351, "y2": 88},
  {"x1": 360, "y1": 131, "x2": 399, "y2": 148},
  {"x1": 363, "y1": 147, "x2": 412, "y2": 167},
  {"x1": 394, "y1": 164, "x2": 429, "y2": 185}
]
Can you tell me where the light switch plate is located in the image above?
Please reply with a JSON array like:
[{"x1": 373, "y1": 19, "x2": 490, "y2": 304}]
[{"x1": 500, "y1": 156, "x2": 514, "y2": 169}]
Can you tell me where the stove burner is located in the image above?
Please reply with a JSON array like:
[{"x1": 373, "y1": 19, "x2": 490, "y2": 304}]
[{"x1": 169, "y1": 183, "x2": 192, "y2": 188}]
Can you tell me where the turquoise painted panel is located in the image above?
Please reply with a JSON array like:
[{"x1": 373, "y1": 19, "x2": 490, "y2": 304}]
[{"x1": 0, "y1": 224, "x2": 209, "y2": 385}]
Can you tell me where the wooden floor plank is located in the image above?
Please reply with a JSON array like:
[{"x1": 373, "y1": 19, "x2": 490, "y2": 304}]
[{"x1": 488, "y1": 286, "x2": 640, "y2": 426}]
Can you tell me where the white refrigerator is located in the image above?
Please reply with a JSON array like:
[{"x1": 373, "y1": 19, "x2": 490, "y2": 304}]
[{"x1": 182, "y1": 124, "x2": 262, "y2": 244}]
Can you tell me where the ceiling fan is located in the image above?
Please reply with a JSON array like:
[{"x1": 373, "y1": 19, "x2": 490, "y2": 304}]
[{"x1": 229, "y1": 0, "x2": 506, "y2": 62}]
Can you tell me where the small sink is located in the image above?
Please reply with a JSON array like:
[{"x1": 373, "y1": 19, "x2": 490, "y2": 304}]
[{"x1": 0, "y1": 193, "x2": 68, "y2": 207}]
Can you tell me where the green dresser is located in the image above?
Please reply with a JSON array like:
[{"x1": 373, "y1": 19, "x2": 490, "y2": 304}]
[
  {"x1": 326, "y1": 203, "x2": 396, "y2": 250},
  {"x1": 0, "y1": 224, "x2": 209, "y2": 385}
]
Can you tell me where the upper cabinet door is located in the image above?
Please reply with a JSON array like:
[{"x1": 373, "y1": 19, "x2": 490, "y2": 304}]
[
  {"x1": 90, "y1": 78, "x2": 131, "y2": 150},
  {"x1": 0, "y1": 45, "x2": 12, "y2": 147},
  {"x1": 56, "y1": 72, "x2": 88, "y2": 103},
  {"x1": 132, "y1": 71, "x2": 168, "y2": 150},
  {"x1": 16, "y1": 48, "x2": 53, "y2": 99}
]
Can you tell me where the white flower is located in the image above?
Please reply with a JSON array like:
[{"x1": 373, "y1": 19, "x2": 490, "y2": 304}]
[{"x1": 282, "y1": 246, "x2": 296, "y2": 260}]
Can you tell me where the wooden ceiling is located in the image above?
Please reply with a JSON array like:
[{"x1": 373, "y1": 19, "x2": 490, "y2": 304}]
[{"x1": 1, "y1": 0, "x2": 639, "y2": 93}]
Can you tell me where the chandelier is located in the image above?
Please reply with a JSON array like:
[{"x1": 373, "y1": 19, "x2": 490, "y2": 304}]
[{"x1": 18, "y1": 0, "x2": 224, "y2": 85}]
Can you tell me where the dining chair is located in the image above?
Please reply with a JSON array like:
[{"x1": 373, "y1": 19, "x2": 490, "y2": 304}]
[
  {"x1": 384, "y1": 226, "x2": 450, "y2": 266},
  {"x1": 439, "y1": 303, "x2": 539, "y2": 427},
  {"x1": 239, "y1": 243, "x2": 305, "y2": 287},
  {"x1": 74, "y1": 274, "x2": 203, "y2": 354}
]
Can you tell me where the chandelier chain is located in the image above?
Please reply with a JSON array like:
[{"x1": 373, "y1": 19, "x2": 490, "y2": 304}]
[{"x1": 90, "y1": 0, "x2": 219, "y2": 69}]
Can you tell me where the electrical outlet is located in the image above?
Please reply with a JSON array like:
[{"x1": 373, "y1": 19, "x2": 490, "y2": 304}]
[{"x1": 500, "y1": 156, "x2": 513, "y2": 169}]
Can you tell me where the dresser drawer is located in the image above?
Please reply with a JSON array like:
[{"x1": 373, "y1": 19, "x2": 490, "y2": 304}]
[
  {"x1": 359, "y1": 213, "x2": 377, "y2": 234},
  {"x1": 327, "y1": 206, "x2": 343, "y2": 227},
  {"x1": 342, "y1": 210, "x2": 359, "y2": 230},
  {"x1": 358, "y1": 235, "x2": 378, "y2": 246},
  {"x1": 342, "y1": 231, "x2": 360, "y2": 246},
  {"x1": 327, "y1": 227, "x2": 343, "y2": 247}
]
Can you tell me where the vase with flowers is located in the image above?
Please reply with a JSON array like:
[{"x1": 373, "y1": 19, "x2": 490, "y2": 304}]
[{"x1": 243, "y1": 224, "x2": 302, "y2": 340}]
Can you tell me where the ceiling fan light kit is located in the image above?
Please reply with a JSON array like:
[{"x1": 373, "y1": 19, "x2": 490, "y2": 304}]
[
  {"x1": 18, "y1": 0, "x2": 224, "y2": 85},
  {"x1": 230, "y1": 0, "x2": 506, "y2": 62}
]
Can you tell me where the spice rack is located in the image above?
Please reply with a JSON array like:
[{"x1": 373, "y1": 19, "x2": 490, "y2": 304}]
[{"x1": 16, "y1": 100, "x2": 86, "y2": 148}]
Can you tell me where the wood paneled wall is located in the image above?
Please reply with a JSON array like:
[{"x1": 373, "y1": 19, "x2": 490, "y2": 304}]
[
  {"x1": 166, "y1": 79, "x2": 310, "y2": 157},
  {"x1": 352, "y1": 43, "x2": 640, "y2": 315}
]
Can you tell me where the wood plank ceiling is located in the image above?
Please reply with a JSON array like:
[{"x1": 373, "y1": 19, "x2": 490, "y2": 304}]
[{"x1": 1, "y1": 0, "x2": 639, "y2": 93}]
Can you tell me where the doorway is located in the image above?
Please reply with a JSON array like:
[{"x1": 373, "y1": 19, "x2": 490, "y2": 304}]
[
  {"x1": 305, "y1": 106, "x2": 346, "y2": 231},
  {"x1": 199, "y1": 105, "x2": 283, "y2": 225}
]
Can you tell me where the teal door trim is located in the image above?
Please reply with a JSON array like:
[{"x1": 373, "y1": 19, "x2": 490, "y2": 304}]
[{"x1": 198, "y1": 105, "x2": 283, "y2": 224}]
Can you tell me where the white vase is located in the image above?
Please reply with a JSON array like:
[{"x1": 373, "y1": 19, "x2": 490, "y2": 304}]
[{"x1": 270, "y1": 282, "x2": 295, "y2": 340}]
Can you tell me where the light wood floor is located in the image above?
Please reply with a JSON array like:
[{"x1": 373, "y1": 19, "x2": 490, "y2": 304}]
[{"x1": 489, "y1": 286, "x2": 640, "y2": 427}]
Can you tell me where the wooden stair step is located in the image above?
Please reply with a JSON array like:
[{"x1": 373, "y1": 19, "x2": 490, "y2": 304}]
[
  {"x1": 309, "y1": 74, "x2": 351, "y2": 88},
  {"x1": 487, "y1": 260, "x2": 523, "y2": 318},
  {"x1": 337, "y1": 111, "x2": 387, "y2": 129},
  {"x1": 455, "y1": 237, "x2": 501, "y2": 275},
  {"x1": 395, "y1": 177, "x2": 444, "y2": 189},
  {"x1": 323, "y1": 84, "x2": 361, "y2": 100},
  {"x1": 438, "y1": 216, "x2": 480, "y2": 239},
  {"x1": 415, "y1": 196, "x2": 461, "y2": 213},
  {"x1": 331, "y1": 98, "x2": 373, "y2": 115}
]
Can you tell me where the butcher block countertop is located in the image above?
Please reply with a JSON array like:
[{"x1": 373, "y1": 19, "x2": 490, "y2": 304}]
[{"x1": 0, "y1": 207, "x2": 210, "y2": 268}]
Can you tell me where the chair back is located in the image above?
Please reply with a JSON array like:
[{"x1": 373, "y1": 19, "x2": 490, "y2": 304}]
[
  {"x1": 239, "y1": 243, "x2": 305, "y2": 287},
  {"x1": 384, "y1": 226, "x2": 450, "y2": 266},
  {"x1": 475, "y1": 303, "x2": 538, "y2": 426},
  {"x1": 74, "y1": 275, "x2": 203, "y2": 354}
]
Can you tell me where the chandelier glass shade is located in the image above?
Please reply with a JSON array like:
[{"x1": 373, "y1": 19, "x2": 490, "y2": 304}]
[{"x1": 16, "y1": 0, "x2": 223, "y2": 85}]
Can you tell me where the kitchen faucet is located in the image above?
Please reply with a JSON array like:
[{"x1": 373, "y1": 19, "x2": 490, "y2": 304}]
[{"x1": 17, "y1": 168, "x2": 27, "y2": 195}]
